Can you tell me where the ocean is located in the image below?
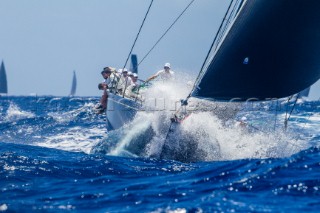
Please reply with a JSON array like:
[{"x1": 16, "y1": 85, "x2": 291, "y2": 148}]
[{"x1": 0, "y1": 95, "x2": 320, "y2": 212}]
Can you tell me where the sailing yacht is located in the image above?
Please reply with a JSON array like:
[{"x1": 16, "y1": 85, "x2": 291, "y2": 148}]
[
  {"x1": 105, "y1": 0, "x2": 320, "y2": 131},
  {"x1": 0, "y1": 61, "x2": 8, "y2": 95},
  {"x1": 69, "y1": 71, "x2": 77, "y2": 97}
]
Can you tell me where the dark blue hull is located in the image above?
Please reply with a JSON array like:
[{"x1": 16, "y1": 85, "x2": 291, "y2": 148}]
[{"x1": 106, "y1": 93, "x2": 141, "y2": 130}]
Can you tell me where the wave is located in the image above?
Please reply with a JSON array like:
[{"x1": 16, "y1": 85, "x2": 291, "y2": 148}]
[
  {"x1": 1, "y1": 141, "x2": 320, "y2": 212},
  {"x1": 2, "y1": 103, "x2": 35, "y2": 123},
  {"x1": 0, "y1": 97, "x2": 105, "y2": 153},
  {"x1": 1, "y1": 94, "x2": 319, "y2": 163}
]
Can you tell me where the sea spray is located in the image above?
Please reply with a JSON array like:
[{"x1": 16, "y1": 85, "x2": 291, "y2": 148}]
[
  {"x1": 92, "y1": 77, "x2": 309, "y2": 162},
  {"x1": 4, "y1": 103, "x2": 35, "y2": 122},
  {"x1": 109, "y1": 113, "x2": 154, "y2": 156}
]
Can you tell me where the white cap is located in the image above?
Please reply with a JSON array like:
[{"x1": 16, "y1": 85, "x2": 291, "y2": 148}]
[
  {"x1": 128, "y1": 71, "x2": 133, "y2": 76},
  {"x1": 164, "y1": 63, "x2": 171, "y2": 68},
  {"x1": 133, "y1": 73, "x2": 138, "y2": 78},
  {"x1": 117, "y1": 69, "x2": 123, "y2": 73},
  {"x1": 241, "y1": 116, "x2": 247, "y2": 122},
  {"x1": 122, "y1": 68, "x2": 128, "y2": 73}
]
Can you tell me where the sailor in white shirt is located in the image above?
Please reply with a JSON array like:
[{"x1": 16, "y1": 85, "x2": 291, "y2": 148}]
[
  {"x1": 117, "y1": 68, "x2": 133, "y2": 94},
  {"x1": 125, "y1": 73, "x2": 143, "y2": 101},
  {"x1": 146, "y1": 63, "x2": 174, "y2": 82}
]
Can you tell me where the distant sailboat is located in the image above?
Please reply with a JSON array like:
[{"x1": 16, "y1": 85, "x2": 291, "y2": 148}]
[
  {"x1": 69, "y1": 71, "x2": 77, "y2": 96},
  {"x1": 0, "y1": 61, "x2": 8, "y2": 94},
  {"x1": 299, "y1": 79, "x2": 320, "y2": 100},
  {"x1": 299, "y1": 87, "x2": 311, "y2": 98}
]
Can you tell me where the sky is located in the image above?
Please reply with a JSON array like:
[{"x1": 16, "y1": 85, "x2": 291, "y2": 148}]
[
  {"x1": 1, "y1": 0, "x2": 319, "y2": 100},
  {"x1": 0, "y1": 0, "x2": 231, "y2": 96}
]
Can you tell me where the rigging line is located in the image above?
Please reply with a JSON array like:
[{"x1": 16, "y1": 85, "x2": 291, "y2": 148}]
[
  {"x1": 112, "y1": 0, "x2": 154, "y2": 94},
  {"x1": 284, "y1": 95, "x2": 293, "y2": 126},
  {"x1": 274, "y1": 100, "x2": 279, "y2": 131},
  {"x1": 164, "y1": 121, "x2": 174, "y2": 142},
  {"x1": 188, "y1": 0, "x2": 235, "y2": 99},
  {"x1": 236, "y1": 0, "x2": 246, "y2": 14},
  {"x1": 215, "y1": 0, "x2": 241, "y2": 49},
  {"x1": 284, "y1": 94, "x2": 300, "y2": 130},
  {"x1": 287, "y1": 94, "x2": 300, "y2": 121},
  {"x1": 122, "y1": 0, "x2": 154, "y2": 70},
  {"x1": 138, "y1": 0, "x2": 196, "y2": 66}
]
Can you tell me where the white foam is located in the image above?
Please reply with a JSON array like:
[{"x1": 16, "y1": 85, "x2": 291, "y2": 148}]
[
  {"x1": 107, "y1": 77, "x2": 309, "y2": 161},
  {"x1": 0, "y1": 204, "x2": 8, "y2": 211},
  {"x1": 4, "y1": 103, "x2": 35, "y2": 122},
  {"x1": 48, "y1": 102, "x2": 95, "y2": 123},
  {"x1": 36, "y1": 126, "x2": 105, "y2": 154},
  {"x1": 34, "y1": 102, "x2": 106, "y2": 154}
]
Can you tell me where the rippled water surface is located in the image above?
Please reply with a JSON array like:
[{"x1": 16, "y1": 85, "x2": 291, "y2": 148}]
[{"x1": 0, "y1": 96, "x2": 320, "y2": 212}]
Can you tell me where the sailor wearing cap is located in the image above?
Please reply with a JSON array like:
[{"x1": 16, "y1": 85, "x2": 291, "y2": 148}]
[
  {"x1": 145, "y1": 62, "x2": 174, "y2": 82},
  {"x1": 131, "y1": 73, "x2": 140, "y2": 87},
  {"x1": 101, "y1": 66, "x2": 118, "y2": 88},
  {"x1": 117, "y1": 68, "x2": 133, "y2": 94}
]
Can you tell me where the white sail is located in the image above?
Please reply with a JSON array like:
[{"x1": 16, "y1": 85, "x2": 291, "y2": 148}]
[{"x1": 69, "y1": 71, "x2": 77, "y2": 96}]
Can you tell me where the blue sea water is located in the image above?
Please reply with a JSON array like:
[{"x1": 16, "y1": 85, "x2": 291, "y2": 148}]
[{"x1": 0, "y1": 96, "x2": 320, "y2": 212}]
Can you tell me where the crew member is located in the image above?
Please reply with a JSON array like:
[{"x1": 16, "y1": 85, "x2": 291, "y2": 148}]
[{"x1": 146, "y1": 62, "x2": 174, "y2": 82}]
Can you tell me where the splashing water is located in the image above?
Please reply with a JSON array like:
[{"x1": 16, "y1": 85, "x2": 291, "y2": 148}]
[
  {"x1": 3, "y1": 103, "x2": 35, "y2": 122},
  {"x1": 92, "y1": 77, "x2": 309, "y2": 162}
]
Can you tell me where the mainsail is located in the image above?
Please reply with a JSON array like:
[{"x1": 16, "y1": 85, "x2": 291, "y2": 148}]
[
  {"x1": 69, "y1": 71, "x2": 77, "y2": 96},
  {"x1": 192, "y1": 0, "x2": 320, "y2": 101},
  {"x1": 0, "y1": 61, "x2": 8, "y2": 94}
]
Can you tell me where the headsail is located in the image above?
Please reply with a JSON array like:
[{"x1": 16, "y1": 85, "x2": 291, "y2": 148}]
[
  {"x1": 69, "y1": 71, "x2": 77, "y2": 96},
  {"x1": 192, "y1": 0, "x2": 320, "y2": 101},
  {"x1": 0, "y1": 61, "x2": 8, "y2": 94}
]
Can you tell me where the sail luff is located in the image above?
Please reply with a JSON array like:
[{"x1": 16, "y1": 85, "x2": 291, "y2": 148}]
[
  {"x1": 192, "y1": 0, "x2": 247, "y2": 96},
  {"x1": 192, "y1": 0, "x2": 320, "y2": 101},
  {"x1": 0, "y1": 61, "x2": 8, "y2": 94},
  {"x1": 69, "y1": 71, "x2": 77, "y2": 96}
]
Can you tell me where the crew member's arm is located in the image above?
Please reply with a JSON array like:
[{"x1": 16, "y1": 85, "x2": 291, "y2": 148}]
[{"x1": 145, "y1": 71, "x2": 161, "y2": 82}]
